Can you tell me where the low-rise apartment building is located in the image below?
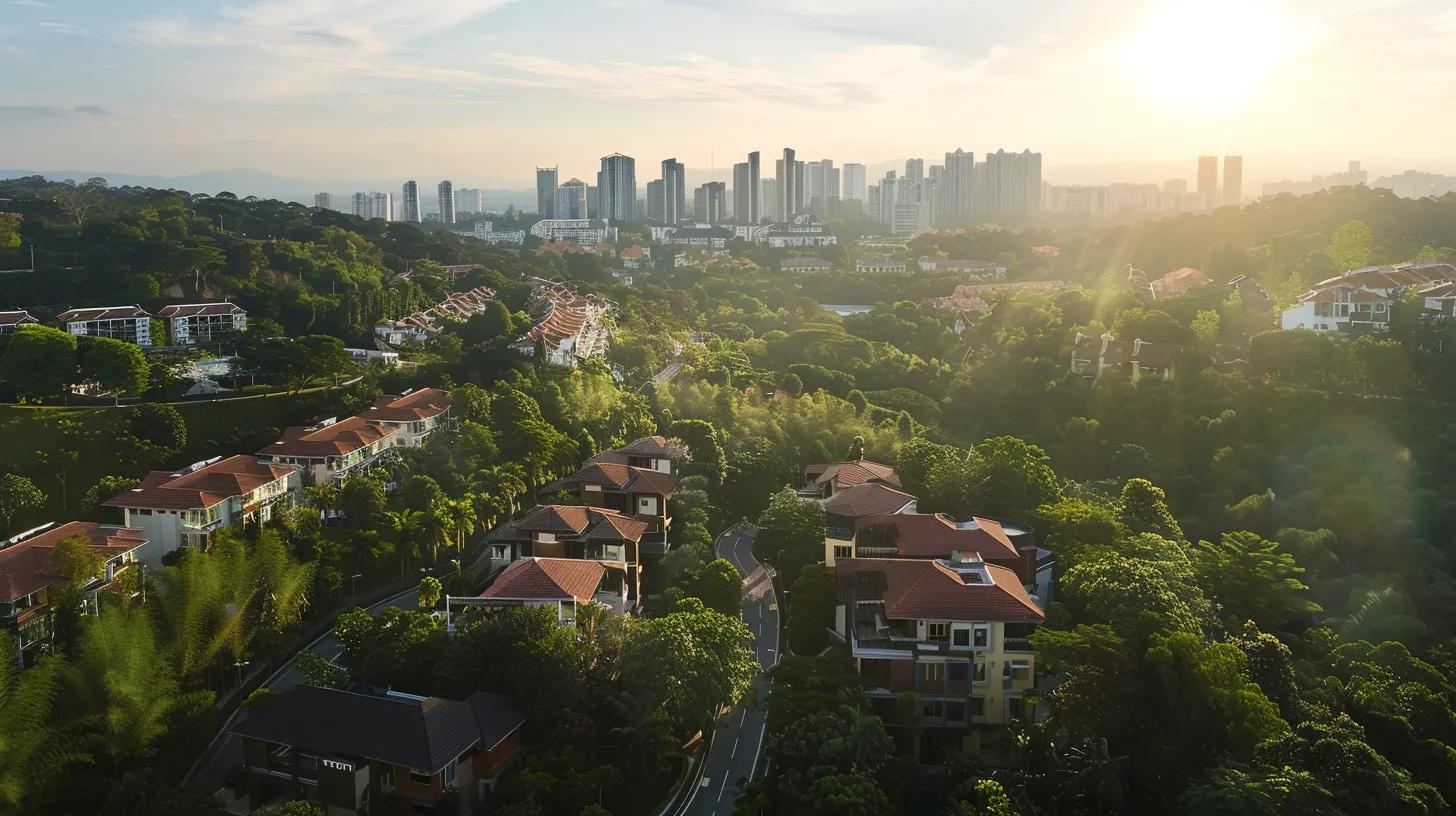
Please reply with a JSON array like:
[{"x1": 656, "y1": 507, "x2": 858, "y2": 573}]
[
  {"x1": 1070, "y1": 331, "x2": 1176, "y2": 382},
  {"x1": 0, "y1": 310, "x2": 38, "y2": 334},
  {"x1": 230, "y1": 685, "x2": 524, "y2": 816},
  {"x1": 56, "y1": 305, "x2": 153, "y2": 346},
  {"x1": 1, "y1": 521, "x2": 146, "y2": 665},
  {"x1": 359, "y1": 388, "x2": 451, "y2": 448},
  {"x1": 445, "y1": 556, "x2": 625, "y2": 631},
  {"x1": 156, "y1": 302, "x2": 247, "y2": 345},
  {"x1": 256, "y1": 416, "x2": 399, "y2": 487},
  {"x1": 835, "y1": 553, "x2": 1044, "y2": 761},
  {"x1": 513, "y1": 280, "x2": 616, "y2": 366},
  {"x1": 483, "y1": 505, "x2": 648, "y2": 603},
  {"x1": 854, "y1": 259, "x2": 907, "y2": 274},
  {"x1": 104, "y1": 455, "x2": 296, "y2": 564}
]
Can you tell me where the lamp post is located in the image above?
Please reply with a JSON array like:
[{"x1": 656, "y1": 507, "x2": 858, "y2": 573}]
[
  {"x1": 233, "y1": 660, "x2": 251, "y2": 690},
  {"x1": 350, "y1": 573, "x2": 363, "y2": 604}
]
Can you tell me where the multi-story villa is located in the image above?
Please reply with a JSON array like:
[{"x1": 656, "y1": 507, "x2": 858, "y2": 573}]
[
  {"x1": 483, "y1": 505, "x2": 648, "y2": 604},
  {"x1": 802, "y1": 459, "x2": 900, "y2": 499},
  {"x1": 256, "y1": 416, "x2": 398, "y2": 487},
  {"x1": 103, "y1": 455, "x2": 295, "y2": 564},
  {"x1": 445, "y1": 557, "x2": 626, "y2": 631},
  {"x1": 359, "y1": 388, "x2": 452, "y2": 448},
  {"x1": 1, "y1": 521, "x2": 146, "y2": 664},
  {"x1": 156, "y1": 302, "x2": 247, "y2": 345},
  {"x1": 835, "y1": 552, "x2": 1044, "y2": 761},
  {"x1": 56, "y1": 305, "x2": 153, "y2": 346}
]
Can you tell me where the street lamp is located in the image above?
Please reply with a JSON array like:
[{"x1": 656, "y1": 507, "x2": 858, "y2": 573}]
[
  {"x1": 350, "y1": 573, "x2": 363, "y2": 604},
  {"x1": 233, "y1": 660, "x2": 251, "y2": 690}
]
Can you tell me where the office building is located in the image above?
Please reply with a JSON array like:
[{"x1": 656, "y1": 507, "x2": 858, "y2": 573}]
[
  {"x1": 555, "y1": 178, "x2": 589, "y2": 220},
  {"x1": 536, "y1": 167, "x2": 558, "y2": 218},
  {"x1": 1221, "y1": 156, "x2": 1243, "y2": 207},
  {"x1": 733, "y1": 151, "x2": 761, "y2": 224},
  {"x1": 456, "y1": 187, "x2": 483, "y2": 215},
  {"x1": 694, "y1": 181, "x2": 727, "y2": 224},
  {"x1": 1197, "y1": 155, "x2": 1219, "y2": 207},
  {"x1": 982, "y1": 150, "x2": 1043, "y2": 216},
  {"x1": 400, "y1": 181, "x2": 421, "y2": 223},
  {"x1": 437, "y1": 180, "x2": 455, "y2": 224},
  {"x1": 645, "y1": 179, "x2": 665, "y2": 223},
  {"x1": 777, "y1": 148, "x2": 802, "y2": 221},
  {"x1": 842, "y1": 163, "x2": 867, "y2": 202},
  {"x1": 366, "y1": 192, "x2": 392, "y2": 221},
  {"x1": 805, "y1": 159, "x2": 839, "y2": 216},
  {"x1": 942, "y1": 149, "x2": 975, "y2": 222},
  {"x1": 659, "y1": 158, "x2": 686, "y2": 225},
  {"x1": 598, "y1": 153, "x2": 637, "y2": 223},
  {"x1": 313, "y1": 192, "x2": 331, "y2": 210}
]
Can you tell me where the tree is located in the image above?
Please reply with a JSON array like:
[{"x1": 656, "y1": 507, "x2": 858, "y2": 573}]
[
  {"x1": 418, "y1": 575, "x2": 443, "y2": 610},
  {"x1": 256, "y1": 802, "x2": 327, "y2": 816},
  {"x1": 77, "y1": 336, "x2": 149, "y2": 402},
  {"x1": 780, "y1": 372, "x2": 804, "y2": 397},
  {"x1": 1192, "y1": 531, "x2": 1320, "y2": 629},
  {"x1": 669, "y1": 418, "x2": 725, "y2": 490},
  {"x1": 46, "y1": 535, "x2": 103, "y2": 652},
  {"x1": 80, "y1": 475, "x2": 139, "y2": 517},
  {"x1": 756, "y1": 486, "x2": 826, "y2": 585},
  {"x1": 670, "y1": 557, "x2": 742, "y2": 617},
  {"x1": 73, "y1": 604, "x2": 180, "y2": 760},
  {"x1": 333, "y1": 606, "x2": 444, "y2": 692},
  {"x1": 788, "y1": 565, "x2": 838, "y2": 656},
  {"x1": 338, "y1": 476, "x2": 387, "y2": 530},
  {"x1": 117, "y1": 403, "x2": 187, "y2": 469},
  {"x1": 1060, "y1": 551, "x2": 1206, "y2": 642},
  {"x1": 803, "y1": 772, "x2": 893, "y2": 816},
  {"x1": 1190, "y1": 309, "x2": 1221, "y2": 346},
  {"x1": 0, "y1": 324, "x2": 77, "y2": 401},
  {"x1": 1327, "y1": 219, "x2": 1373, "y2": 271},
  {"x1": 926, "y1": 436, "x2": 1062, "y2": 518},
  {"x1": 0, "y1": 473, "x2": 44, "y2": 534},
  {"x1": 1117, "y1": 478, "x2": 1184, "y2": 541},
  {"x1": 0, "y1": 634, "x2": 82, "y2": 811},
  {"x1": 620, "y1": 597, "x2": 757, "y2": 732}
]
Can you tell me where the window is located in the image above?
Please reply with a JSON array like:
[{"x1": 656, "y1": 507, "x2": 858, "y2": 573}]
[
  {"x1": 947, "y1": 662, "x2": 969, "y2": 682},
  {"x1": 952, "y1": 628, "x2": 970, "y2": 647},
  {"x1": 833, "y1": 544, "x2": 853, "y2": 560},
  {"x1": 969, "y1": 696, "x2": 985, "y2": 716},
  {"x1": 1375, "y1": 302, "x2": 1387, "y2": 313},
  {"x1": 945, "y1": 701, "x2": 967, "y2": 723},
  {"x1": 926, "y1": 622, "x2": 949, "y2": 642},
  {"x1": 972, "y1": 626, "x2": 989, "y2": 648},
  {"x1": 380, "y1": 766, "x2": 395, "y2": 788},
  {"x1": 973, "y1": 662, "x2": 987, "y2": 682},
  {"x1": 921, "y1": 699, "x2": 944, "y2": 718},
  {"x1": 297, "y1": 754, "x2": 319, "y2": 771},
  {"x1": 443, "y1": 759, "x2": 457, "y2": 787},
  {"x1": 921, "y1": 662, "x2": 943, "y2": 682}
]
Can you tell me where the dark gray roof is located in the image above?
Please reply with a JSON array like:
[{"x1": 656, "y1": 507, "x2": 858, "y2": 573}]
[{"x1": 230, "y1": 685, "x2": 523, "y2": 773}]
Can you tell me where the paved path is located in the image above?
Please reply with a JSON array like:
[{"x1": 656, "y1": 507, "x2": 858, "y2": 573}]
[
  {"x1": 188, "y1": 586, "x2": 421, "y2": 790},
  {"x1": 681, "y1": 524, "x2": 778, "y2": 816}
]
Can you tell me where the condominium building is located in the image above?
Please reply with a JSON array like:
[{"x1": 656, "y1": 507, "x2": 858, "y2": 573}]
[
  {"x1": 156, "y1": 302, "x2": 247, "y2": 345},
  {"x1": 437, "y1": 180, "x2": 455, "y2": 224},
  {"x1": 842, "y1": 163, "x2": 867, "y2": 203},
  {"x1": 528, "y1": 218, "x2": 614, "y2": 245},
  {"x1": 104, "y1": 455, "x2": 297, "y2": 564},
  {"x1": 352, "y1": 191, "x2": 392, "y2": 221},
  {"x1": 456, "y1": 187, "x2": 483, "y2": 215},
  {"x1": 893, "y1": 202, "x2": 929, "y2": 235},
  {"x1": 56, "y1": 305, "x2": 152, "y2": 346},
  {"x1": 598, "y1": 153, "x2": 637, "y2": 222},
  {"x1": 401, "y1": 181, "x2": 422, "y2": 223},
  {"x1": 256, "y1": 416, "x2": 399, "y2": 487},
  {"x1": 1197, "y1": 155, "x2": 1219, "y2": 205},
  {"x1": 645, "y1": 179, "x2": 664, "y2": 224},
  {"x1": 982, "y1": 149, "x2": 1042, "y2": 216},
  {"x1": 313, "y1": 192, "x2": 332, "y2": 211},
  {"x1": 555, "y1": 178, "x2": 589, "y2": 220},
  {"x1": 694, "y1": 181, "x2": 727, "y2": 224},
  {"x1": 776, "y1": 148, "x2": 803, "y2": 221},
  {"x1": 1223, "y1": 155, "x2": 1243, "y2": 207},
  {"x1": 661, "y1": 158, "x2": 686, "y2": 224},
  {"x1": 733, "y1": 151, "x2": 761, "y2": 225},
  {"x1": 942, "y1": 150, "x2": 975, "y2": 222},
  {"x1": 536, "y1": 166, "x2": 558, "y2": 218}
]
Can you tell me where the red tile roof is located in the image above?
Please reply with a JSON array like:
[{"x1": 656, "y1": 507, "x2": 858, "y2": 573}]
[
  {"x1": 0, "y1": 522, "x2": 146, "y2": 602},
  {"x1": 547, "y1": 462, "x2": 679, "y2": 496},
  {"x1": 105, "y1": 455, "x2": 294, "y2": 510},
  {"x1": 853, "y1": 513, "x2": 1021, "y2": 562},
  {"x1": 823, "y1": 483, "x2": 918, "y2": 519},
  {"x1": 806, "y1": 460, "x2": 900, "y2": 490},
  {"x1": 836, "y1": 557, "x2": 1043, "y2": 623},
  {"x1": 480, "y1": 557, "x2": 606, "y2": 603},
  {"x1": 486, "y1": 505, "x2": 648, "y2": 543},
  {"x1": 260, "y1": 416, "x2": 397, "y2": 459},
  {"x1": 363, "y1": 387, "x2": 452, "y2": 423}
]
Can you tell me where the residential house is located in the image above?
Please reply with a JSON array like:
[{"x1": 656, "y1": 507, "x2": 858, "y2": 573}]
[
  {"x1": 104, "y1": 455, "x2": 296, "y2": 565},
  {"x1": 360, "y1": 388, "x2": 451, "y2": 448},
  {"x1": 156, "y1": 302, "x2": 247, "y2": 345},
  {"x1": 584, "y1": 435, "x2": 681, "y2": 474},
  {"x1": 374, "y1": 286, "x2": 497, "y2": 346},
  {"x1": 821, "y1": 482, "x2": 918, "y2": 564},
  {"x1": 802, "y1": 459, "x2": 901, "y2": 499},
  {"x1": 374, "y1": 313, "x2": 438, "y2": 346},
  {"x1": 835, "y1": 553, "x2": 1044, "y2": 761},
  {"x1": 1280, "y1": 262, "x2": 1453, "y2": 333},
  {"x1": 0, "y1": 310, "x2": 38, "y2": 334},
  {"x1": 544, "y1": 458, "x2": 679, "y2": 554},
  {"x1": 483, "y1": 505, "x2": 648, "y2": 603},
  {"x1": 1420, "y1": 279, "x2": 1456, "y2": 318},
  {"x1": 1, "y1": 522, "x2": 146, "y2": 665},
  {"x1": 56, "y1": 305, "x2": 152, "y2": 346},
  {"x1": 513, "y1": 279, "x2": 616, "y2": 366},
  {"x1": 1228, "y1": 275, "x2": 1271, "y2": 312},
  {"x1": 256, "y1": 416, "x2": 399, "y2": 487},
  {"x1": 620, "y1": 245, "x2": 649, "y2": 269},
  {"x1": 445, "y1": 556, "x2": 625, "y2": 631},
  {"x1": 229, "y1": 685, "x2": 524, "y2": 816},
  {"x1": 1070, "y1": 332, "x2": 1176, "y2": 382},
  {"x1": 1128, "y1": 266, "x2": 1209, "y2": 300},
  {"x1": 842, "y1": 512, "x2": 1049, "y2": 598}
]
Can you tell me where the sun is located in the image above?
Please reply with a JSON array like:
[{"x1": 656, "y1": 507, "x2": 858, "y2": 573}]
[{"x1": 1118, "y1": 0, "x2": 1295, "y2": 113}]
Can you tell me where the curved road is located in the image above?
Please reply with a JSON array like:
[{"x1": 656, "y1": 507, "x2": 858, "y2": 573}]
[{"x1": 681, "y1": 524, "x2": 778, "y2": 816}]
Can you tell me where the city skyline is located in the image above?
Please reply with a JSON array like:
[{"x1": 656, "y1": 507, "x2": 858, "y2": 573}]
[{"x1": 2, "y1": 0, "x2": 1453, "y2": 189}]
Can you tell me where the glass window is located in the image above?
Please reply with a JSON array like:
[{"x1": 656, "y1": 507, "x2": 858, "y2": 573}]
[
  {"x1": 973, "y1": 626, "x2": 989, "y2": 648},
  {"x1": 948, "y1": 662, "x2": 969, "y2": 682},
  {"x1": 409, "y1": 770, "x2": 433, "y2": 785},
  {"x1": 833, "y1": 545, "x2": 853, "y2": 560},
  {"x1": 927, "y1": 622, "x2": 949, "y2": 641},
  {"x1": 921, "y1": 662, "x2": 943, "y2": 681},
  {"x1": 921, "y1": 699, "x2": 944, "y2": 718},
  {"x1": 973, "y1": 662, "x2": 986, "y2": 682},
  {"x1": 969, "y1": 696, "x2": 985, "y2": 715},
  {"x1": 952, "y1": 628, "x2": 970, "y2": 647}
]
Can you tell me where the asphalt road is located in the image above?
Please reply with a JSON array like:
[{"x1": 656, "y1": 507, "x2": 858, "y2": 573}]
[
  {"x1": 188, "y1": 586, "x2": 421, "y2": 791},
  {"x1": 681, "y1": 524, "x2": 778, "y2": 816}
]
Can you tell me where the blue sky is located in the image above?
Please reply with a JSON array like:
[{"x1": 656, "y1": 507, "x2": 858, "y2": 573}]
[{"x1": 2, "y1": 0, "x2": 1453, "y2": 188}]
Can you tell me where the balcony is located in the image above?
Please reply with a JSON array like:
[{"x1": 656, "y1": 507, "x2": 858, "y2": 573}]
[{"x1": 1004, "y1": 637, "x2": 1033, "y2": 652}]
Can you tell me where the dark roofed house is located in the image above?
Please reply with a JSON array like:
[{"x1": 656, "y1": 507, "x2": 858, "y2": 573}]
[
  {"x1": 229, "y1": 685, "x2": 524, "y2": 816},
  {"x1": 822, "y1": 482, "x2": 918, "y2": 555},
  {"x1": 802, "y1": 459, "x2": 900, "y2": 499},
  {"x1": 1, "y1": 521, "x2": 146, "y2": 665},
  {"x1": 56, "y1": 304, "x2": 153, "y2": 346},
  {"x1": 484, "y1": 505, "x2": 649, "y2": 604},
  {"x1": 0, "y1": 310, "x2": 38, "y2": 334}
]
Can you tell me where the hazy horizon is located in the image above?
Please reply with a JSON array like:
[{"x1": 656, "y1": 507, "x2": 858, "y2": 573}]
[{"x1": 3, "y1": 0, "x2": 1453, "y2": 193}]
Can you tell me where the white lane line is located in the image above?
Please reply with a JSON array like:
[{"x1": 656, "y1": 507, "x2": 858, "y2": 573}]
[
  {"x1": 739, "y1": 709, "x2": 747, "y2": 726},
  {"x1": 716, "y1": 774, "x2": 730, "y2": 802},
  {"x1": 731, "y1": 736, "x2": 739, "y2": 758}
]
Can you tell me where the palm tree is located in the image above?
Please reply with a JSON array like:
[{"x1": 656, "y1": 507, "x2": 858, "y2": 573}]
[
  {"x1": 385, "y1": 509, "x2": 424, "y2": 578},
  {"x1": 449, "y1": 497, "x2": 478, "y2": 554}
]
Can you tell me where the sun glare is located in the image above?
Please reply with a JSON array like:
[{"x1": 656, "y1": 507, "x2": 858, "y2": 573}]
[{"x1": 1120, "y1": 0, "x2": 1295, "y2": 113}]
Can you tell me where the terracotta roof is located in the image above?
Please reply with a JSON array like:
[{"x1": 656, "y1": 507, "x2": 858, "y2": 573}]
[
  {"x1": 104, "y1": 455, "x2": 294, "y2": 510},
  {"x1": 480, "y1": 557, "x2": 606, "y2": 603},
  {"x1": 156, "y1": 302, "x2": 246, "y2": 318},
  {"x1": 586, "y1": 436, "x2": 681, "y2": 466},
  {"x1": 836, "y1": 557, "x2": 1043, "y2": 622},
  {"x1": 0, "y1": 522, "x2": 146, "y2": 603},
  {"x1": 853, "y1": 513, "x2": 1021, "y2": 562},
  {"x1": 260, "y1": 416, "x2": 398, "y2": 459},
  {"x1": 0, "y1": 310, "x2": 38, "y2": 327},
  {"x1": 547, "y1": 462, "x2": 679, "y2": 497},
  {"x1": 823, "y1": 483, "x2": 918, "y2": 519},
  {"x1": 364, "y1": 387, "x2": 452, "y2": 423},
  {"x1": 1149, "y1": 267, "x2": 1209, "y2": 299},
  {"x1": 57, "y1": 305, "x2": 150, "y2": 322},
  {"x1": 807, "y1": 460, "x2": 900, "y2": 490},
  {"x1": 486, "y1": 505, "x2": 648, "y2": 543}
]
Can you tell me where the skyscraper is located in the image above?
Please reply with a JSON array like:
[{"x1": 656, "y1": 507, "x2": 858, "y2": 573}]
[
  {"x1": 1223, "y1": 155, "x2": 1243, "y2": 206},
  {"x1": 694, "y1": 181, "x2": 727, "y2": 224},
  {"x1": 1197, "y1": 155, "x2": 1219, "y2": 209},
  {"x1": 401, "y1": 181, "x2": 422, "y2": 223},
  {"x1": 314, "y1": 192, "x2": 332, "y2": 210},
  {"x1": 942, "y1": 149, "x2": 975, "y2": 221},
  {"x1": 805, "y1": 159, "x2": 838, "y2": 215},
  {"x1": 645, "y1": 179, "x2": 665, "y2": 223},
  {"x1": 760, "y1": 178, "x2": 779, "y2": 224},
  {"x1": 777, "y1": 148, "x2": 802, "y2": 221},
  {"x1": 905, "y1": 158, "x2": 925, "y2": 185},
  {"x1": 555, "y1": 178, "x2": 589, "y2": 219},
  {"x1": 661, "y1": 158, "x2": 686, "y2": 224},
  {"x1": 456, "y1": 188, "x2": 483, "y2": 215},
  {"x1": 842, "y1": 163, "x2": 867, "y2": 202},
  {"x1": 366, "y1": 191, "x2": 393, "y2": 221},
  {"x1": 983, "y1": 150, "x2": 1043, "y2": 216},
  {"x1": 437, "y1": 180, "x2": 455, "y2": 224},
  {"x1": 733, "y1": 151, "x2": 761, "y2": 224},
  {"x1": 536, "y1": 167, "x2": 558, "y2": 218},
  {"x1": 350, "y1": 192, "x2": 367, "y2": 217},
  {"x1": 599, "y1": 153, "x2": 636, "y2": 223}
]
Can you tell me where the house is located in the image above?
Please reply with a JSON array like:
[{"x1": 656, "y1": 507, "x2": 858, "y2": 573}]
[
  {"x1": 834, "y1": 553, "x2": 1044, "y2": 761},
  {"x1": 374, "y1": 313, "x2": 438, "y2": 346},
  {"x1": 256, "y1": 416, "x2": 399, "y2": 487},
  {"x1": 445, "y1": 557, "x2": 625, "y2": 631},
  {"x1": 779, "y1": 257, "x2": 833, "y2": 274},
  {"x1": 229, "y1": 685, "x2": 524, "y2": 816},
  {"x1": 483, "y1": 505, "x2": 648, "y2": 604},
  {"x1": 360, "y1": 388, "x2": 451, "y2": 448},
  {"x1": 855, "y1": 259, "x2": 907, "y2": 274},
  {"x1": 1228, "y1": 275, "x2": 1271, "y2": 312},
  {"x1": 1, "y1": 522, "x2": 146, "y2": 665},
  {"x1": 1070, "y1": 332, "x2": 1176, "y2": 382},
  {"x1": 821, "y1": 483, "x2": 918, "y2": 563},
  {"x1": 802, "y1": 459, "x2": 901, "y2": 499},
  {"x1": 664, "y1": 226, "x2": 734, "y2": 249},
  {"x1": 1280, "y1": 262, "x2": 1453, "y2": 333},
  {"x1": 345, "y1": 348, "x2": 400, "y2": 367},
  {"x1": 0, "y1": 310, "x2": 38, "y2": 334},
  {"x1": 620, "y1": 245, "x2": 649, "y2": 269},
  {"x1": 513, "y1": 279, "x2": 616, "y2": 366},
  {"x1": 544, "y1": 460, "x2": 679, "y2": 553},
  {"x1": 917, "y1": 257, "x2": 1007, "y2": 277},
  {"x1": 104, "y1": 456, "x2": 296, "y2": 564},
  {"x1": 156, "y1": 302, "x2": 247, "y2": 345},
  {"x1": 585, "y1": 435, "x2": 682, "y2": 474},
  {"x1": 1128, "y1": 266, "x2": 1209, "y2": 300},
  {"x1": 56, "y1": 305, "x2": 153, "y2": 346},
  {"x1": 374, "y1": 287, "x2": 497, "y2": 346},
  {"x1": 1420, "y1": 279, "x2": 1456, "y2": 318},
  {"x1": 841, "y1": 512, "x2": 1047, "y2": 595}
]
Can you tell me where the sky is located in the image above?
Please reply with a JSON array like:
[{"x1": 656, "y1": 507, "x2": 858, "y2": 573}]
[{"x1": 2, "y1": 0, "x2": 1454, "y2": 190}]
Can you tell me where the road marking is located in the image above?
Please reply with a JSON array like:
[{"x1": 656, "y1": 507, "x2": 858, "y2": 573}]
[
  {"x1": 739, "y1": 709, "x2": 747, "y2": 726},
  {"x1": 731, "y1": 736, "x2": 739, "y2": 758},
  {"x1": 700, "y1": 777, "x2": 711, "y2": 788},
  {"x1": 716, "y1": 774, "x2": 730, "y2": 802}
]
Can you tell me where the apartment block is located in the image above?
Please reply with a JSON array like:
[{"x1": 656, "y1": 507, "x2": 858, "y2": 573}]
[
  {"x1": 156, "y1": 302, "x2": 247, "y2": 345},
  {"x1": 56, "y1": 305, "x2": 153, "y2": 346}
]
